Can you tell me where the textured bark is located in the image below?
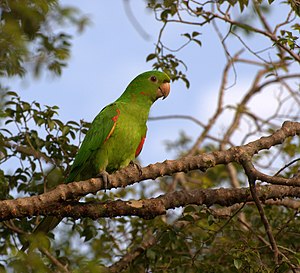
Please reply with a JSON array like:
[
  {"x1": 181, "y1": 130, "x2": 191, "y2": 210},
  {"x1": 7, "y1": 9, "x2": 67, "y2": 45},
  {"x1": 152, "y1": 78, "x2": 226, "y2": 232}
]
[{"x1": 0, "y1": 121, "x2": 300, "y2": 221}]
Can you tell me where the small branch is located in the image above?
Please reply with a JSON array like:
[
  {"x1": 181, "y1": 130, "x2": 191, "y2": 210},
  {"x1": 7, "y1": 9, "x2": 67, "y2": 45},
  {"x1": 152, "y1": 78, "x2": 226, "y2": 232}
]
[
  {"x1": 242, "y1": 159, "x2": 279, "y2": 265},
  {"x1": 238, "y1": 218, "x2": 272, "y2": 249},
  {"x1": 212, "y1": 13, "x2": 300, "y2": 63},
  {"x1": 123, "y1": 0, "x2": 150, "y2": 40},
  {"x1": 208, "y1": 203, "x2": 244, "y2": 218},
  {"x1": 221, "y1": 68, "x2": 267, "y2": 146},
  {"x1": 242, "y1": 162, "x2": 300, "y2": 187},
  {"x1": 39, "y1": 247, "x2": 71, "y2": 273},
  {"x1": 108, "y1": 230, "x2": 157, "y2": 273},
  {"x1": 149, "y1": 114, "x2": 223, "y2": 143},
  {"x1": 3, "y1": 220, "x2": 27, "y2": 234},
  {"x1": 4, "y1": 141, "x2": 54, "y2": 164},
  {"x1": 274, "y1": 158, "x2": 300, "y2": 176},
  {"x1": 253, "y1": 2, "x2": 285, "y2": 58},
  {"x1": 189, "y1": 51, "x2": 243, "y2": 155},
  {"x1": 265, "y1": 199, "x2": 300, "y2": 210}
]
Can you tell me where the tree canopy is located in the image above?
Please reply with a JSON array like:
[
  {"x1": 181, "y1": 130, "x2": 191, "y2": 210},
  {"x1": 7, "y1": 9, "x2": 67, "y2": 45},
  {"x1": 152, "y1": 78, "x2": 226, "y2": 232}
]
[{"x1": 0, "y1": 0, "x2": 300, "y2": 272}]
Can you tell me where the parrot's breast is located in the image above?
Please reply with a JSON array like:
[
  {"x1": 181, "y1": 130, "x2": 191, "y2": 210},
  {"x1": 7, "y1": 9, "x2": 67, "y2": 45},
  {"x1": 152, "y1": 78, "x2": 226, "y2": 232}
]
[{"x1": 95, "y1": 103, "x2": 148, "y2": 173}]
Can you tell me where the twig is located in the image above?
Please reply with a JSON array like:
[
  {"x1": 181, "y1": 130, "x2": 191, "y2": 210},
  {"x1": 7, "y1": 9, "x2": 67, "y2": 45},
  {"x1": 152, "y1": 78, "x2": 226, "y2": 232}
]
[
  {"x1": 39, "y1": 247, "x2": 71, "y2": 273},
  {"x1": 109, "y1": 230, "x2": 157, "y2": 273},
  {"x1": 4, "y1": 141, "x2": 53, "y2": 164},
  {"x1": 189, "y1": 51, "x2": 243, "y2": 155},
  {"x1": 238, "y1": 218, "x2": 272, "y2": 249},
  {"x1": 122, "y1": 0, "x2": 150, "y2": 40},
  {"x1": 212, "y1": 12, "x2": 300, "y2": 63},
  {"x1": 242, "y1": 159, "x2": 279, "y2": 265},
  {"x1": 253, "y1": 2, "x2": 285, "y2": 59},
  {"x1": 274, "y1": 158, "x2": 300, "y2": 176}
]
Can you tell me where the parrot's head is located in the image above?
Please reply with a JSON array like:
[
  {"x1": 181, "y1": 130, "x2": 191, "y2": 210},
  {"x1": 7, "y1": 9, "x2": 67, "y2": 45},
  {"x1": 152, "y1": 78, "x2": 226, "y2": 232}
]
[
  {"x1": 146, "y1": 70, "x2": 171, "y2": 101},
  {"x1": 120, "y1": 70, "x2": 171, "y2": 104}
]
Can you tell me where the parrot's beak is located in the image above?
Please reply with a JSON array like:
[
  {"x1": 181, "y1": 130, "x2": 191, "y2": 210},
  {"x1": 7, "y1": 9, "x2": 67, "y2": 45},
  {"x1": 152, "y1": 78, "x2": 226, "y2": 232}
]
[{"x1": 157, "y1": 81, "x2": 170, "y2": 100}]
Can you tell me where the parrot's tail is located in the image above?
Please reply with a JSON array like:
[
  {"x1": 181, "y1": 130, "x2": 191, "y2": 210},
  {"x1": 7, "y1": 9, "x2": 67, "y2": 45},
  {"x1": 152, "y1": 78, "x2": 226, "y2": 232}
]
[{"x1": 21, "y1": 216, "x2": 61, "y2": 252}]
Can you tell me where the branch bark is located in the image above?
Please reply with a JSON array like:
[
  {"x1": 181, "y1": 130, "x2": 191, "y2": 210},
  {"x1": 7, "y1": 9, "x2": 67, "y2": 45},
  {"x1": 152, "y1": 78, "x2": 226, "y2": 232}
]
[
  {"x1": 6, "y1": 184, "x2": 299, "y2": 221},
  {"x1": 0, "y1": 121, "x2": 300, "y2": 221},
  {"x1": 242, "y1": 158, "x2": 279, "y2": 264}
]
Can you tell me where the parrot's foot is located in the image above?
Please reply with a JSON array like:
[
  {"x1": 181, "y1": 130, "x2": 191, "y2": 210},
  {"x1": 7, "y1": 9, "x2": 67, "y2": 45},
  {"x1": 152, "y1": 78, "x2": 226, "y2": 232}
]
[
  {"x1": 97, "y1": 171, "x2": 111, "y2": 191},
  {"x1": 130, "y1": 161, "x2": 143, "y2": 176}
]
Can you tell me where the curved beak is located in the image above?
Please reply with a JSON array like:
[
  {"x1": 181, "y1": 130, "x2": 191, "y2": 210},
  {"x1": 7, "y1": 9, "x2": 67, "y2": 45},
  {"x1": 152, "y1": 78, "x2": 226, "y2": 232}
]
[{"x1": 156, "y1": 82, "x2": 170, "y2": 100}]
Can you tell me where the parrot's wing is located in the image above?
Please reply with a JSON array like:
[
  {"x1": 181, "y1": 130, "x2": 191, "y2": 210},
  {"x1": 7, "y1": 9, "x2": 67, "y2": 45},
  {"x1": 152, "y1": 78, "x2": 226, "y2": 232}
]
[
  {"x1": 21, "y1": 103, "x2": 120, "y2": 251},
  {"x1": 66, "y1": 103, "x2": 120, "y2": 183}
]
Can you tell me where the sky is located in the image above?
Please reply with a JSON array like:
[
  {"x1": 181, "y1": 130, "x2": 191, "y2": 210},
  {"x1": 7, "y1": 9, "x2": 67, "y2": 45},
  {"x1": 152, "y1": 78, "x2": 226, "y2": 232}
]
[{"x1": 5, "y1": 1, "x2": 296, "y2": 167}]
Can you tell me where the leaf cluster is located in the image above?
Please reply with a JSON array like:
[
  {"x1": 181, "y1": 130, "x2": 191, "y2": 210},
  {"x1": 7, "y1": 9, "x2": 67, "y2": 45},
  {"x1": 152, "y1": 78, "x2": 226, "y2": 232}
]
[{"x1": 0, "y1": 0, "x2": 89, "y2": 78}]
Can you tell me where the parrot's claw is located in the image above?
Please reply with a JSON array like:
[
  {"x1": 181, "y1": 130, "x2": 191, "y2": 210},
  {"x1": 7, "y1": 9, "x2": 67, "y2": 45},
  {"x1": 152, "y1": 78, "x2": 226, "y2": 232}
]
[
  {"x1": 130, "y1": 161, "x2": 143, "y2": 176},
  {"x1": 97, "y1": 171, "x2": 110, "y2": 191}
]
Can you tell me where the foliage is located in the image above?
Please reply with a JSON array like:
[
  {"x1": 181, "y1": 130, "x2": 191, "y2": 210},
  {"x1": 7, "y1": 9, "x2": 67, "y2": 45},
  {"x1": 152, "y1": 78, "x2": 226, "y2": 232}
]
[
  {"x1": 0, "y1": 0, "x2": 89, "y2": 78},
  {"x1": 0, "y1": 0, "x2": 300, "y2": 272}
]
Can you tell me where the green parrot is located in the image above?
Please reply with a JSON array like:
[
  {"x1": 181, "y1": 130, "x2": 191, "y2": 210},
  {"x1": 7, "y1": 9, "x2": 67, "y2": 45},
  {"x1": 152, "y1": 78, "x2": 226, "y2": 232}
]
[{"x1": 21, "y1": 70, "x2": 170, "y2": 251}]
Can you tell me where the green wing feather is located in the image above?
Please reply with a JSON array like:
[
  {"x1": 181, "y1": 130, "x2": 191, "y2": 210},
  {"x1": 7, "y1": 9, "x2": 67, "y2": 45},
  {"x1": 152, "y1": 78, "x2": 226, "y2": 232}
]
[{"x1": 66, "y1": 102, "x2": 118, "y2": 183}]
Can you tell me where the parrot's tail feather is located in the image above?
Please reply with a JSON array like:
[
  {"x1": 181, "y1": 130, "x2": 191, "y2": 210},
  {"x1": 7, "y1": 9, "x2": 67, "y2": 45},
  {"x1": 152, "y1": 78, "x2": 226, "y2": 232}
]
[
  {"x1": 33, "y1": 216, "x2": 61, "y2": 234},
  {"x1": 20, "y1": 216, "x2": 62, "y2": 251}
]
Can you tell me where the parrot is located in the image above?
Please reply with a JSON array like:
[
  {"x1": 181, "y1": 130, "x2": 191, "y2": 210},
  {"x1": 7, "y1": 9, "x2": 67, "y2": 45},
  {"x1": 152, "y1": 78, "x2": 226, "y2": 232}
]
[{"x1": 21, "y1": 70, "x2": 170, "y2": 251}]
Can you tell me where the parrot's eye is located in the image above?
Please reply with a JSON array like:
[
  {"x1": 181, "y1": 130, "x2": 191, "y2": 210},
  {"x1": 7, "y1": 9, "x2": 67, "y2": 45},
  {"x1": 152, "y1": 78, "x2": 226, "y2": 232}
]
[{"x1": 150, "y1": 76, "x2": 157, "y2": 82}]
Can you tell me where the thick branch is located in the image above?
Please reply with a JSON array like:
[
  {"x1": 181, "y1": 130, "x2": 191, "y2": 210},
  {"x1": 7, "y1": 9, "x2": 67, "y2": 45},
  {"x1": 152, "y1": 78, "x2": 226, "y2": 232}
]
[
  {"x1": 1, "y1": 185, "x2": 300, "y2": 221},
  {"x1": 0, "y1": 121, "x2": 300, "y2": 221}
]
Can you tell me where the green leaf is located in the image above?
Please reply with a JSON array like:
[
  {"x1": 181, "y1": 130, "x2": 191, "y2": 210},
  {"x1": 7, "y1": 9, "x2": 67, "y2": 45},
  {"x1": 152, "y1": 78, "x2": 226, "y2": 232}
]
[
  {"x1": 6, "y1": 91, "x2": 18, "y2": 97},
  {"x1": 183, "y1": 205, "x2": 197, "y2": 213},
  {"x1": 161, "y1": 9, "x2": 170, "y2": 21},
  {"x1": 62, "y1": 126, "x2": 70, "y2": 136},
  {"x1": 182, "y1": 33, "x2": 191, "y2": 39},
  {"x1": 48, "y1": 120, "x2": 55, "y2": 130},
  {"x1": 207, "y1": 214, "x2": 216, "y2": 226},
  {"x1": 181, "y1": 214, "x2": 195, "y2": 222},
  {"x1": 238, "y1": 0, "x2": 249, "y2": 12},
  {"x1": 192, "y1": 31, "x2": 201, "y2": 37},
  {"x1": 193, "y1": 39, "x2": 202, "y2": 46},
  {"x1": 4, "y1": 120, "x2": 13, "y2": 125},
  {"x1": 234, "y1": 259, "x2": 242, "y2": 269},
  {"x1": 146, "y1": 53, "x2": 157, "y2": 62}
]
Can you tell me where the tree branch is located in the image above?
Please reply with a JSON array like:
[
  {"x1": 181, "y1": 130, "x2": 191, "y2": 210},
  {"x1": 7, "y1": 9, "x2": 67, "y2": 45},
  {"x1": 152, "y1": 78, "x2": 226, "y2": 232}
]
[
  {"x1": 108, "y1": 230, "x2": 157, "y2": 273},
  {"x1": 242, "y1": 158, "x2": 279, "y2": 264},
  {"x1": 1, "y1": 184, "x2": 300, "y2": 221},
  {"x1": 1, "y1": 121, "x2": 300, "y2": 221},
  {"x1": 212, "y1": 13, "x2": 300, "y2": 63},
  {"x1": 4, "y1": 141, "x2": 53, "y2": 164},
  {"x1": 39, "y1": 247, "x2": 71, "y2": 273}
]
